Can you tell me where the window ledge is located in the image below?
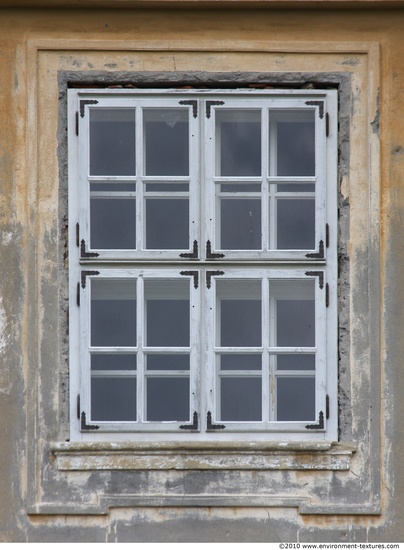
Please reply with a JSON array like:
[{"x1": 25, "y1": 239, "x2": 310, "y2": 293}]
[{"x1": 51, "y1": 441, "x2": 356, "y2": 471}]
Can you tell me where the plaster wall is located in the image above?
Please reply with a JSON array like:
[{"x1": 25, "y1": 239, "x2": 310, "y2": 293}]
[{"x1": 0, "y1": 5, "x2": 401, "y2": 541}]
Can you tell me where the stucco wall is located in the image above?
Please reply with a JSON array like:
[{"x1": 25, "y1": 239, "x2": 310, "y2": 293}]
[{"x1": 0, "y1": 4, "x2": 401, "y2": 541}]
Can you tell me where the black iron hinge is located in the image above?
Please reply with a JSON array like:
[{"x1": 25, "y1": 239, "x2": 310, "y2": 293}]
[
  {"x1": 180, "y1": 240, "x2": 198, "y2": 259},
  {"x1": 306, "y1": 240, "x2": 324, "y2": 259},
  {"x1": 180, "y1": 270, "x2": 199, "y2": 289},
  {"x1": 206, "y1": 100, "x2": 225, "y2": 119},
  {"x1": 77, "y1": 395, "x2": 81, "y2": 420},
  {"x1": 305, "y1": 100, "x2": 324, "y2": 119},
  {"x1": 305, "y1": 411, "x2": 324, "y2": 430},
  {"x1": 80, "y1": 99, "x2": 99, "y2": 118},
  {"x1": 206, "y1": 411, "x2": 225, "y2": 430},
  {"x1": 179, "y1": 100, "x2": 198, "y2": 118},
  {"x1": 326, "y1": 112, "x2": 330, "y2": 137},
  {"x1": 326, "y1": 283, "x2": 330, "y2": 307},
  {"x1": 305, "y1": 270, "x2": 324, "y2": 289},
  {"x1": 81, "y1": 411, "x2": 100, "y2": 431},
  {"x1": 75, "y1": 111, "x2": 79, "y2": 136},
  {"x1": 179, "y1": 411, "x2": 199, "y2": 430},
  {"x1": 206, "y1": 240, "x2": 225, "y2": 259},
  {"x1": 80, "y1": 239, "x2": 100, "y2": 259},
  {"x1": 326, "y1": 394, "x2": 330, "y2": 419},
  {"x1": 326, "y1": 224, "x2": 330, "y2": 248},
  {"x1": 206, "y1": 270, "x2": 225, "y2": 289},
  {"x1": 77, "y1": 282, "x2": 80, "y2": 306},
  {"x1": 76, "y1": 223, "x2": 80, "y2": 247},
  {"x1": 81, "y1": 270, "x2": 100, "y2": 289}
]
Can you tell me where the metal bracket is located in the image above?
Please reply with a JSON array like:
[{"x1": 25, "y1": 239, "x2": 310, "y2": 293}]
[
  {"x1": 180, "y1": 270, "x2": 199, "y2": 289},
  {"x1": 81, "y1": 270, "x2": 100, "y2": 289},
  {"x1": 305, "y1": 411, "x2": 324, "y2": 430},
  {"x1": 206, "y1": 270, "x2": 225, "y2": 289},
  {"x1": 305, "y1": 240, "x2": 324, "y2": 259},
  {"x1": 80, "y1": 239, "x2": 100, "y2": 259},
  {"x1": 305, "y1": 270, "x2": 324, "y2": 289},
  {"x1": 180, "y1": 240, "x2": 198, "y2": 259},
  {"x1": 207, "y1": 411, "x2": 226, "y2": 430},
  {"x1": 179, "y1": 411, "x2": 199, "y2": 430},
  {"x1": 80, "y1": 99, "x2": 99, "y2": 118},
  {"x1": 206, "y1": 240, "x2": 225, "y2": 259},
  {"x1": 81, "y1": 411, "x2": 100, "y2": 431},
  {"x1": 179, "y1": 100, "x2": 198, "y2": 118},
  {"x1": 206, "y1": 100, "x2": 225, "y2": 119},
  {"x1": 305, "y1": 100, "x2": 324, "y2": 119}
]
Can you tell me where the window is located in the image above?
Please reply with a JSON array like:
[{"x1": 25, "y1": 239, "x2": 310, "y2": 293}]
[{"x1": 68, "y1": 89, "x2": 338, "y2": 441}]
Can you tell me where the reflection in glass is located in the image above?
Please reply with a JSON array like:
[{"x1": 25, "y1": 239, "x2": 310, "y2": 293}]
[
  {"x1": 91, "y1": 354, "x2": 137, "y2": 371},
  {"x1": 216, "y1": 110, "x2": 261, "y2": 176},
  {"x1": 220, "y1": 354, "x2": 262, "y2": 370},
  {"x1": 91, "y1": 279, "x2": 136, "y2": 347},
  {"x1": 146, "y1": 377, "x2": 189, "y2": 421},
  {"x1": 277, "y1": 377, "x2": 315, "y2": 421},
  {"x1": 145, "y1": 280, "x2": 190, "y2": 347},
  {"x1": 90, "y1": 184, "x2": 136, "y2": 250},
  {"x1": 146, "y1": 355, "x2": 190, "y2": 371},
  {"x1": 144, "y1": 109, "x2": 189, "y2": 176},
  {"x1": 276, "y1": 354, "x2": 315, "y2": 371},
  {"x1": 90, "y1": 109, "x2": 136, "y2": 176},
  {"x1": 217, "y1": 279, "x2": 262, "y2": 347},
  {"x1": 91, "y1": 377, "x2": 136, "y2": 421},
  {"x1": 220, "y1": 199, "x2": 261, "y2": 250},
  {"x1": 146, "y1": 198, "x2": 189, "y2": 250},
  {"x1": 220, "y1": 377, "x2": 262, "y2": 421},
  {"x1": 277, "y1": 199, "x2": 315, "y2": 249}
]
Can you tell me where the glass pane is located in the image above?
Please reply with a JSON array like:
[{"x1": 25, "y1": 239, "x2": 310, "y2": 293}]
[
  {"x1": 276, "y1": 183, "x2": 315, "y2": 193},
  {"x1": 220, "y1": 377, "x2": 262, "y2": 421},
  {"x1": 144, "y1": 109, "x2": 189, "y2": 176},
  {"x1": 277, "y1": 199, "x2": 315, "y2": 249},
  {"x1": 91, "y1": 377, "x2": 136, "y2": 421},
  {"x1": 90, "y1": 194, "x2": 136, "y2": 249},
  {"x1": 217, "y1": 279, "x2": 261, "y2": 347},
  {"x1": 277, "y1": 377, "x2": 315, "y2": 421},
  {"x1": 269, "y1": 110, "x2": 315, "y2": 177},
  {"x1": 276, "y1": 299, "x2": 315, "y2": 348},
  {"x1": 146, "y1": 198, "x2": 189, "y2": 249},
  {"x1": 91, "y1": 279, "x2": 136, "y2": 347},
  {"x1": 220, "y1": 354, "x2": 262, "y2": 371},
  {"x1": 145, "y1": 279, "x2": 190, "y2": 347},
  {"x1": 220, "y1": 199, "x2": 261, "y2": 250},
  {"x1": 146, "y1": 354, "x2": 190, "y2": 371},
  {"x1": 90, "y1": 109, "x2": 136, "y2": 176},
  {"x1": 146, "y1": 377, "x2": 189, "y2": 421},
  {"x1": 91, "y1": 354, "x2": 137, "y2": 371},
  {"x1": 216, "y1": 110, "x2": 261, "y2": 176},
  {"x1": 276, "y1": 354, "x2": 315, "y2": 371}
]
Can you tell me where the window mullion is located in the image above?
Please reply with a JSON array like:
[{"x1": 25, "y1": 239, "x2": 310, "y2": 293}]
[
  {"x1": 136, "y1": 105, "x2": 143, "y2": 252},
  {"x1": 137, "y1": 274, "x2": 145, "y2": 423},
  {"x1": 262, "y1": 276, "x2": 270, "y2": 423}
]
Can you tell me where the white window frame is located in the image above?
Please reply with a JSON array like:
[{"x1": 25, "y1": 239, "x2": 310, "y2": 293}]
[{"x1": 68, "y1": 88, "x2": 338, "y2": 442}]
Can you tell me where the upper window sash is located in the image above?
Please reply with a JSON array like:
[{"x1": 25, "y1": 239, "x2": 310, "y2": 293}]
[{"x1": 70, "y1": 91, "x2": 334, "y2": 262}]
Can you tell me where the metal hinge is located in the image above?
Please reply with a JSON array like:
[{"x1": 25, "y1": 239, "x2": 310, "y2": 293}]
[
  {"x1": 179, "y1": 100, "x2": 198, "y2": 118},
  {"x1": 305, "y1": 411, "x2": 324, "y2": 430},
  {"x1": 206, "y1": 411, "x2": 225, "y2": 430},
  {"x1": 206, "y1": 100, "x2": 225, "y2": 119},
  {"x1": 81, "y1": 411, "x2": 100, "y2": 431},
  {"x1": 305, "y1": 240, "x2": 324, "y2": 259},
  {"x1": 326, "y1": 283, "x2": 329, "y2": 307},
  {"x1": 326, "y1": 394, "x2": 330, "y2": 419},
  {"x1": 305, "y1": 100, "x2": 324, "y2": 119},
  {"x1": 80, "y1": 239, "x2": 100, "y2": 259},
  {"x1": 206, "y1": 240, "x2": 225, "y2": 259},
  {"x1": 179, "y1": 411, "x2": 199, "y2": 430},
  {"x1": 76, "y1": 223, "x2": 80, "y2": 247},
  {"x1": 206, "y1": 270, "x2": 225, "y2": 289},
  {"x1": 326, "y1": 224, "x2": 329, "y2": 248},
  {"x1": 180, "y1": 270, "x2": 199, "y2": 289},
  {"x1": 305, "y1": 270, "x2": 324, "y2": 289},
  {"x1": 180, "y1": 240, "x2": 198, "y2": 259},
  {"x1": 80, "y1": 99, "x2": 99, "y2": 118},
  {"x1": 75, "y1": 111, "x2": 79, "y2": 136},
  {"x1": 77, "y1": 395, "x2": 81, "y2": 420},
  {"x1": 326, "y1": 112, "x2": 330, "y2": 137},
  {"x1": 77, "y1": 282, "x2": 80, "y2": 306},
  {"x1": 81, "y1": 270, "x2": 100, "y2": 289}
]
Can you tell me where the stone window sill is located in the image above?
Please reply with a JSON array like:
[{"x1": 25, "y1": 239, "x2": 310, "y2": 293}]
[{"x1": 51, "y1": 441, "x2": 356, "y2": 471}]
